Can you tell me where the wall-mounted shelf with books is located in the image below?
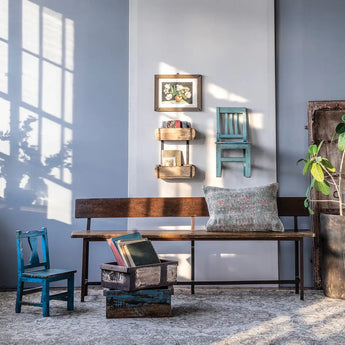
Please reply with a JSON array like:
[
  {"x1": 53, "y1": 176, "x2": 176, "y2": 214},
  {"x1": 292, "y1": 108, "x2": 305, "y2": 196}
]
[
  {"x1": 155, "y1": 164, "x2": 195, "y2": 179},
  {"x1": 155, "y1": 128, "x2": 196, "y2": 141},
  {"x1": 155, "y1": 121, "x2": 196, "y2": 180}
]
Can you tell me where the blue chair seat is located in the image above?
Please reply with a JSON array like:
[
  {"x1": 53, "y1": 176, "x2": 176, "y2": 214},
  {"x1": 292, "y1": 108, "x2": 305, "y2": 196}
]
[
  {"x1": 23, "y1": 268, "x2": 76, "y2": 278},
  {"x1": 16, "y1": 228, "x2": 76, "y2": 317}
]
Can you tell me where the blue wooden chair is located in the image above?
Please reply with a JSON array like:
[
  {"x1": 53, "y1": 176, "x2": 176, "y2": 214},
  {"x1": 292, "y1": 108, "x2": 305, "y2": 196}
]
[
  {"x1": 16, "y1": 228, "x2": 76, "y2": 317},
  {"x1": 216, "y1": 107, "x2": 251, "y2": 177}
]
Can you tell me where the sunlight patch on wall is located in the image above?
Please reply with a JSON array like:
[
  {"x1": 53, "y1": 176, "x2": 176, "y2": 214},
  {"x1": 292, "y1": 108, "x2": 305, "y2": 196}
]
[
  {"x1": 207, "y1": 83, "x2": 248, "y2": 103},
  {"x1": 42, "y1": 61, "x2": 62, "y2": 118},
  {"x1": 19, "y1": 174, "x2": 29, "y2": 189},
  {"x1": 44, "y1": 178, "x2": 72, "y2": 224},
  {"x1": 22, "y1": 0, "x2": 39, "y2": 54},
  {"x1": 0, "y1": 41, "x2": 8, "y2": 94},
  {"x1": 63, "y1": 127, "x2": 72, "y2": 184},
  {"x1": 0, "y1": 0, "x2": 8, "y2": 40},
  {"x1": 250, "y1": 112, "x2": 264, "y2": 130},
  {"x1": 43, "y1": 7, "x2": 62, "y2": 65},
  {"x1": 65, "y1": 18, "x2": 74, "y2": 71},
  {"x1": 22, "y1": 52, "x2": 39, "y2": 107},
  {"x1": 19, "y1": 108, "x2": 38, "y2": 147},
  {"x1": 41, "y1": 117, "x2": 61, "y2": 179},
  {"x1": 64, "y1": 70, "x2": 73, "y2": 124},
  {"x1": 0, "y1": 97, "x2": 10, "y2": 155},
  {"x1": 159, "y1": 254, "x2": 191, "y2": 280}
]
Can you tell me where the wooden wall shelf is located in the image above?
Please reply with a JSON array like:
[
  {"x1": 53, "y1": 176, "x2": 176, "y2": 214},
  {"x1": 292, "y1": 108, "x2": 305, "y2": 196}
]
[
  {"x1": 155, "y1": 128, "x2": 196, "y2": 141},
  {"x1": 155, "y1": 165, "x2": 195, "y2": 179}
]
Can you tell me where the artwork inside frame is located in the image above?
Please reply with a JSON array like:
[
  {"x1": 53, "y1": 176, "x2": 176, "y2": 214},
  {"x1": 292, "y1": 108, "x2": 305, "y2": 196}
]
[{"x1": 154, "y1": 74, "x2": 202, "y2": 112}]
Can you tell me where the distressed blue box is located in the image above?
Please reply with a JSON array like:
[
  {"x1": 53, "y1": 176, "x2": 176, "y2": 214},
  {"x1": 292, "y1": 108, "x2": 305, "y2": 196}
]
[{"x1": 104, "y1": 287, "x2": 172, "y2": 318}]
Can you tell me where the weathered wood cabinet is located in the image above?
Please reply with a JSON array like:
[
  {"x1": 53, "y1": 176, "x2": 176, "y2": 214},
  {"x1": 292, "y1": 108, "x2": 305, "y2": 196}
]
[{"x1": 307, "y1": 100, "x2": 345, "y2": 288}]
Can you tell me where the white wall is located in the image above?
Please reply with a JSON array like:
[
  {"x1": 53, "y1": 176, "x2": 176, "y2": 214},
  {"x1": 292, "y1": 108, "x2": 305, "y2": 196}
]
[{"x1": 129, "y1": 0, "x2": 277, "y2": 282}]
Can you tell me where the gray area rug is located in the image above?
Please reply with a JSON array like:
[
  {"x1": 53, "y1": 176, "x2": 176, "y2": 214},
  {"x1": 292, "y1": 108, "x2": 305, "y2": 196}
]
[{"x1": 1, "y1": 288, "x2": 345, "y2": 345}]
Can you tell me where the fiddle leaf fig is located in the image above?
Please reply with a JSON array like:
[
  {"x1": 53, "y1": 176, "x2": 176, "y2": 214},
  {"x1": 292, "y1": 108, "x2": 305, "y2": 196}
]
[
  {"x1": 310, "y1": 163, "x2": 324, "y2": 182},
  {"x1": 321, "y1": 158, "x2": 335, "y2": 172},
  {"x1": 338, "y1": 132, "x2": 345, "y2": 151},
  {"x1": 314, "y1": 180, "x2": 330, "y2": 195},
  {"x1": 298, "y1": 114, "x2": 345, "y2": 215}
]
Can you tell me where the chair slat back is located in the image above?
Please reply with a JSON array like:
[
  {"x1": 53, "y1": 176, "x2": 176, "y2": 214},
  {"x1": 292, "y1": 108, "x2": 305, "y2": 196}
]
[
  {"x1": 16, "y1": 228, "x2": 50, "y2": 273},
  {"x1": 217, "y1": 107, "x2": 248, "y2": 142}
]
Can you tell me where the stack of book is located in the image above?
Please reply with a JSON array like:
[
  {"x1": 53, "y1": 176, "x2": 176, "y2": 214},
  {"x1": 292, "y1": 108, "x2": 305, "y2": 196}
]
[
  {"x1": 107, "y1": 232, "x2": 161, "y2": 267},
  {"x1": 102, "y1": 232, "x2": 177, "y2": 318},
  {"x1": 162, "y1": 120, "x2": 191, "y2": 128}
]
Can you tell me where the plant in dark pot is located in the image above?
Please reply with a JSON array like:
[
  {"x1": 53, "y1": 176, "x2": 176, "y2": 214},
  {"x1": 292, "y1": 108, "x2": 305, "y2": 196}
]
[{"x1": 298, "y1": 114, "x2": 345, "y2": 299}]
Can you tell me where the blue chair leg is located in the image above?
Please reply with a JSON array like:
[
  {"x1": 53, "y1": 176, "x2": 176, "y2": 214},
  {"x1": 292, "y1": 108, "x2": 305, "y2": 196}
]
[
  {"x1": 15, "y1": 280, "x2": 23, "y2": 313},
  {"x1": 42, "y1": 280, "x2": 50, "y2": 317},
  {"x1": 244, "y1": 147, "x2": 251, "y2": 177},
  {"x1": 216, "y1": 146, "x2": 222, "y2": 177},
  {"x1": 67, "y1": 275, "x2": 74, "y2": 311}
]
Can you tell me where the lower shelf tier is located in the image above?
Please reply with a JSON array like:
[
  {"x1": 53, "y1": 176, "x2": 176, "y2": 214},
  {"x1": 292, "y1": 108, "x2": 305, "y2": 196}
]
[{"x1": 155, "y1": 164, "x2": 196, "y2": 179}]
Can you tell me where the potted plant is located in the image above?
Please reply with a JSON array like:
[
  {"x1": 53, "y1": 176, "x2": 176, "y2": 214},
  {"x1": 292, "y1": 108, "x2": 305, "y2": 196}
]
[{"x1": 298, "y1": 114, "x2": 345, "y2": 299}]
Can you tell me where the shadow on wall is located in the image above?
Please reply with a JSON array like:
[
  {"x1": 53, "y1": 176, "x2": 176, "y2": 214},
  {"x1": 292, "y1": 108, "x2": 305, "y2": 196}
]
[{"x1": 0, "y1": 0, "x2": 74, "y2": 223}]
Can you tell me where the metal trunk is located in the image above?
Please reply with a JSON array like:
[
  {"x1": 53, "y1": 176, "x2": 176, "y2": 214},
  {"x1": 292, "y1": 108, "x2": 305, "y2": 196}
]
[{"x1": 320, "y1": 213, "x2": 345, "y2": 299}]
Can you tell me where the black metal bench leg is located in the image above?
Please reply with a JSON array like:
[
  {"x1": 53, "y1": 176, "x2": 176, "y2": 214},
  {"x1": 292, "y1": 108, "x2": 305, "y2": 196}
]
[
  {"x1": 81, "y1": 239, "x2": 89, "y2": 302},
  {"x1": 300, "y1": 238, "x2": 304, "y2": 300},
  {"x1": 295, "y1": 239, "x2": 299, "y2": 295},
  {"x1": 191, "y1": 240, "x2": 195, "y2": 294}
]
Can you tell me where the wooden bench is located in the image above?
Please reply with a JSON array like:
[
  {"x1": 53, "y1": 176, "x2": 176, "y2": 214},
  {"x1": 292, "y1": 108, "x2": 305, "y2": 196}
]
[{"x1": 71, "y1": 197, "x2": 314, "y2": 302}]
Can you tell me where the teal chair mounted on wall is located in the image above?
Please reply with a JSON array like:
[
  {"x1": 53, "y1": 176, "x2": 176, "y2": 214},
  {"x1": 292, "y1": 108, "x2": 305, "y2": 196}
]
[
  {"x1": 216, "y1": 107, "x2": 251, "y2": 177},
  {"x1": 16, "y1": 228, "x2": 76, "y2": 317}
]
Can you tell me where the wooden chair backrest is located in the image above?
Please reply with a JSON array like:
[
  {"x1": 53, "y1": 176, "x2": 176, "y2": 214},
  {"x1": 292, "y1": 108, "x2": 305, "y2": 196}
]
[
  {"x1": 217, "y1": 107, "x2": 248, "y2": 142},
  {"x1": 16, "y1": 228, "x2": 50, "y2": 273}
]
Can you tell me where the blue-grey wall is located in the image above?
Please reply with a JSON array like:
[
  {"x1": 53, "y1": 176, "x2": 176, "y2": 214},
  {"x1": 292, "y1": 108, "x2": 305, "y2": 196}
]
[
  {"x1": 276, "y1": 0, "x2": 345, "y2": 286},
  {"x1": 0, "y1": 0, "x2": 129, "y2": 288},
  {"x1": 2, "y1": 0, "x2": 345, "y2": 289}
]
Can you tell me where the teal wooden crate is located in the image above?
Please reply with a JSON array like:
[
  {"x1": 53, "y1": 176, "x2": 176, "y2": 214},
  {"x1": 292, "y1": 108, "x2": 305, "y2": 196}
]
[{"x1": 104, "y1": 287, "x2": 173, "y2": 318}]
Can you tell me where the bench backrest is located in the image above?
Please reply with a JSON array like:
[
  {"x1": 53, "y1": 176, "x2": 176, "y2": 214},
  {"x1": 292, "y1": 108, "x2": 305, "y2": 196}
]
[{"x1": 75, "y1": 197, "x2": 309, "y2": 230}]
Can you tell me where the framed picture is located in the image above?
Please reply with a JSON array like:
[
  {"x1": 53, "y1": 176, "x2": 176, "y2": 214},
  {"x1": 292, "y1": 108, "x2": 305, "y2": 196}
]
[{"x1": 154, "y1": 74, "x2": 202, "y2": 112}]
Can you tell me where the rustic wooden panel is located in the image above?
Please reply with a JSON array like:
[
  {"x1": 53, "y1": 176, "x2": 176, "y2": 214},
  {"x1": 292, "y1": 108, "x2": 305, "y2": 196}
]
[
  {"x1": 104, "y1": 288, "x2": 172, "y2": 318},
  {"x1": 75, "y1": 197, "x2": 208, "y2": 218},
  {"x1": 75, "y1": 196, "x2": 308, "y2": 219},
  {"x1": 155, "y1": 128, "x2": 195, "y2": 141},
  {"x1": 307, "y1": 100, "x2": 345, "y2": 288},
  {"x1": 320, "y1": 214, "x2": 345, "y2": 299}
]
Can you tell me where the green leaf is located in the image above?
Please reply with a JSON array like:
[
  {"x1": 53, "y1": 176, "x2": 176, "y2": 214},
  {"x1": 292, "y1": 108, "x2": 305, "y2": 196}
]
[
  {"x1": 335, "y1": 123, "x2": 345, "y2": 135},
  {"x1": 315, "y1": 180, "x2": 331, "y2": 195},
  {"x1": 342, "y1": 114, "x2": 345, "y2": 121},
  {"x1": 308, "y1": 207, "x2": 314, "y2": 215},
  {"x1": 302, "y1": 160, "x2": 312, "y2": 175},
  {"x1": 321, "y1": 158, "x2": 336, "y2": 172},
  {"x1": 296, "y1": 158, "x2": 306, "y2": 165},
  {"x1": 338, "y1": 132, "x2": 345, "y2": 151},
  {"x1": 308, "y1": 145, "x2": 318, "y2": 155},
  {"x1": 304, "y1": 199, "x2": 309, "y2": 208},
  {"x1": 317, "y1": 140, "x2": 324, "y2": 153},
  {"x1": 310, "y1": 163, "x2": 324, "y2": 182}
]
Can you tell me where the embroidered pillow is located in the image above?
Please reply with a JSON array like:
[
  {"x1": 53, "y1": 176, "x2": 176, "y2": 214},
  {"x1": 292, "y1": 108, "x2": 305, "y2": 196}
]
[{"x1": 202, "y1": 183, "x2": 284, "y2": 232}]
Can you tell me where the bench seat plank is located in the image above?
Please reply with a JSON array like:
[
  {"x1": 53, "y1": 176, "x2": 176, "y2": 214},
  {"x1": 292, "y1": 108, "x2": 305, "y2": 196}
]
[{"x1": 71, "y1": 230, "x2": 314, "y2": 241}]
